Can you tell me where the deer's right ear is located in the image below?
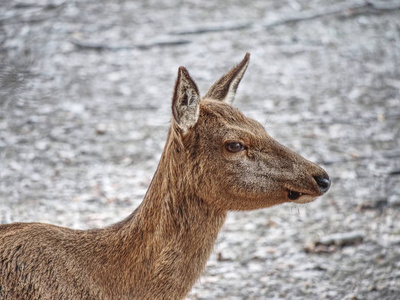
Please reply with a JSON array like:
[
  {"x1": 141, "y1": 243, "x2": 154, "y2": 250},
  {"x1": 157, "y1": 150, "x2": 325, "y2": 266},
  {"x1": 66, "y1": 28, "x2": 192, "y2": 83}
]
[
  {"x1": 171, "y1": 67, "x2": 201, "y2": 134},
  {"x1": 204, "y1": 53, "x2": 250, "y2": 105}
]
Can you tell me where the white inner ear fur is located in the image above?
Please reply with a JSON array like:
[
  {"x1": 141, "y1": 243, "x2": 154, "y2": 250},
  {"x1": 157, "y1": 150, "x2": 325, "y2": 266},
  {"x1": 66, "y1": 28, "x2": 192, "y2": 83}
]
[
  {"x1": 222, "y1": 62, "x2": 249, "y2": 105},
  {"x1": 178, "y1": 90, "x2": 200, "y2": 134},
  {"x1": 223, "y1": 84, "x2": 237, "y2": 105}
]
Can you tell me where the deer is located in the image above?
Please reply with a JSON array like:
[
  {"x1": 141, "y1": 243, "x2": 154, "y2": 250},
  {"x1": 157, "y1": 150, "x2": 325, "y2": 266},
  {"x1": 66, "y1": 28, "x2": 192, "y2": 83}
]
[{"x1": 0, "y1": 53, "x2": 330, "y2": 300}]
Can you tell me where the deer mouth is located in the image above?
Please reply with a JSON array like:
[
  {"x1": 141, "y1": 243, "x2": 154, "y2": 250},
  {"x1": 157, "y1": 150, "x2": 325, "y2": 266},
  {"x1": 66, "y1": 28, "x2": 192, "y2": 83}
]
[
  {"x1": 286, "y1": 175, "x2": 330, "y2": 204},
  {"x1": 287, "y1": 190, "x2": 318, "y2": 204},
  {"x1": 288, "y1": 190, "x2": 303, "y2": 201}
]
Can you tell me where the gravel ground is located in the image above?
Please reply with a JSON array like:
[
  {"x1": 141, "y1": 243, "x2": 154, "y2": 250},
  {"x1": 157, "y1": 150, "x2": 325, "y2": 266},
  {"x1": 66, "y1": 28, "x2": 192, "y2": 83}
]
[{"x1": 1, "y1": 0, "x2": 400, "y2": 299}]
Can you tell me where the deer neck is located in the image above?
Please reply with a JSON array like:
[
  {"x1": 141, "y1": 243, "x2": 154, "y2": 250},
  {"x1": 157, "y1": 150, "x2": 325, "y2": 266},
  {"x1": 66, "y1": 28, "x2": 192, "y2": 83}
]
[{"x1": 112, "y1": 137, "x2": 227, "y2": 298}]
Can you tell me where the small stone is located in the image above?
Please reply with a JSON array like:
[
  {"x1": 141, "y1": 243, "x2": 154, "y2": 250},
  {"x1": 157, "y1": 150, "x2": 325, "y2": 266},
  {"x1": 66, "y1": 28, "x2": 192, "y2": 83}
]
[
  {"x1": 388, "y1": 194, "x2": 400, "y2": 207},
  {"x1": 96, "y1": 123, "x2": 107, "y2": 135},
  {"x1": 342, "y1": 293, "x2": 358, "y2": 300},
  {"x1": 317, "y1": 231, "x2": 364, "y2": 247}
]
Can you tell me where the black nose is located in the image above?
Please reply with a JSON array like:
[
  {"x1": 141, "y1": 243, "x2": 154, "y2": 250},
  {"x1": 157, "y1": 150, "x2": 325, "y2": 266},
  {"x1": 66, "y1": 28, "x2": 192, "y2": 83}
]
[{"x1": 314, "y1": 175, "x2": 331, "y2": 193}]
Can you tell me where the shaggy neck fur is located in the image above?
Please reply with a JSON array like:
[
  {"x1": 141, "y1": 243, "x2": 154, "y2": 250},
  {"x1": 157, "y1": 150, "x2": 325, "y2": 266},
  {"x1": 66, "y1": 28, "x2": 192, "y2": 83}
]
[{"x1": 97, "y1": 131, "x2": 227, "y2": 299}]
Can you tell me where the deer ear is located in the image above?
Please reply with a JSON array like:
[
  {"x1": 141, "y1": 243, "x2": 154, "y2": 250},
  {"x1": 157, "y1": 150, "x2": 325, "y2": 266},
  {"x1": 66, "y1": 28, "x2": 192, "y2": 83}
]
[
  {"x1": 204, "y1": 53, "x2": 250, "y2": 104},
  {"x1": 171, "y1": 67, "x2": 201, "y2": 133}
]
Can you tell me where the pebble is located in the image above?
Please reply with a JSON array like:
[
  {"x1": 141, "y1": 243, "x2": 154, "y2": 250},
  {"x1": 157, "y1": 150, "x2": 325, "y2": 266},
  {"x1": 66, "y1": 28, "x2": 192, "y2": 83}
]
[
  {"x1": 96, "y1": 123, "x2": 107, "y2": 135},
  {"x1": 317, "y1": 231, "x2": 364, "y2": 247}
]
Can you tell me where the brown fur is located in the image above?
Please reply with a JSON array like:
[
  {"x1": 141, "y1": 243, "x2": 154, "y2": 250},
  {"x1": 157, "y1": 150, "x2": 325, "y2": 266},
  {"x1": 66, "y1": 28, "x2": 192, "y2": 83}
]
[{"x1": 0, "y1": 53, "x2": 330, "y2": 300}]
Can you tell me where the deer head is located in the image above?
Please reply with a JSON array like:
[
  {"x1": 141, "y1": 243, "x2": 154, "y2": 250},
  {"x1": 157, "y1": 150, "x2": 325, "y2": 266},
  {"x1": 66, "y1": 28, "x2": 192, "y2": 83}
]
[{"x1": 169, "y1": 53, "x2": 330, "y2": 212}]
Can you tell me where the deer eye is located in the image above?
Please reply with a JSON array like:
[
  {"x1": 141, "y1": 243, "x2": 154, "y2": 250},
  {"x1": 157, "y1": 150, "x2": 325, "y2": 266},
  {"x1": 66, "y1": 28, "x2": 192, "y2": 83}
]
[{"x1": 225, "y1": 142, "x2": 245, "y2": 153}]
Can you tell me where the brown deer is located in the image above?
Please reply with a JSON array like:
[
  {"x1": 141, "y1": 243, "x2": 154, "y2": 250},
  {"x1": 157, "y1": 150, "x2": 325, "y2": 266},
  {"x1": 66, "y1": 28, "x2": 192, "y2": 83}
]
[{"x1": 0, "y1": 53, "x2": 330, "y2": 300}]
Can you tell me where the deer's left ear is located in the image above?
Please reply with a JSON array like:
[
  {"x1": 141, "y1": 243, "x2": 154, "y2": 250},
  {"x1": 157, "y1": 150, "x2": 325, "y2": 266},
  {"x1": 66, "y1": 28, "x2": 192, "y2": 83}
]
[
  {"x1": 204, "y1": 53, "x2": 250, "y2": 104},
  {"x1": 171, "y1": 67, "x2": 201, "y2": 134}
]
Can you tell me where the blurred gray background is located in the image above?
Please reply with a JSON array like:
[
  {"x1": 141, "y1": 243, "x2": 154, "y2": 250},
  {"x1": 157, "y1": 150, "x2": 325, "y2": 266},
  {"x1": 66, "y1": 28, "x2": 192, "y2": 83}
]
[{"x1": 1, "y1": 0, "x2": 400, "y2": 299}]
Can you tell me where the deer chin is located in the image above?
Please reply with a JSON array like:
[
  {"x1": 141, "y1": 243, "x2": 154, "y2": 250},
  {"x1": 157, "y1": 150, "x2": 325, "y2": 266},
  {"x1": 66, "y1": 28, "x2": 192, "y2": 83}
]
[
  {"x1": 292, "y1": 194, "x2": 318, "y2": 204},
  {"x1": 287, "y1": 190, "x2": 318, "y2": 204}
]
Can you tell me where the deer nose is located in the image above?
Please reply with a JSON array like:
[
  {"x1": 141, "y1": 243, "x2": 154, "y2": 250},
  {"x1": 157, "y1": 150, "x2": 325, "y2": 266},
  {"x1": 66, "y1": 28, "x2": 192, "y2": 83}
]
[{"x1": 313, "y1": 175, "x2": 331, "y2": 194}]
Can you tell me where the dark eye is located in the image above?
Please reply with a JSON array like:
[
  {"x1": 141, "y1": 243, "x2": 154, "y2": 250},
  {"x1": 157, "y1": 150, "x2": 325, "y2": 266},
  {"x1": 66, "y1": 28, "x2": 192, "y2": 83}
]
[{"x1": 225, "y1": 142, "x2": 245, "y2": 153}]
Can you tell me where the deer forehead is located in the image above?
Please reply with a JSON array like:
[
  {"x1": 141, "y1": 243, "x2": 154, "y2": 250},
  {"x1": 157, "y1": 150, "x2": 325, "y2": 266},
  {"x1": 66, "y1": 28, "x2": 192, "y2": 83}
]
[{"x1": 198, "y1": 100, "x2": 269, "y2": 143}]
